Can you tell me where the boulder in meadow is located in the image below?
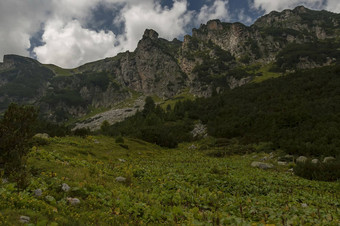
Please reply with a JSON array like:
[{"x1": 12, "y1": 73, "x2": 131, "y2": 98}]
[
  {"x1": 277, "y1": 161, "x2": 287, "y2": 166},
  {"x1": 323, "y1": 156, "x2": 335, "y2": 163},
  {"x1": 116, "y1": 176, "x2": 126, "y2": 182},
  {"x1": 296, "y1": 156, "x2": 307, "y2": 163},
  {"x1": 62, "y1": 183, "x2": 70, "y2": 192},
  {"x1": 251, "y1": 161, "x2": 274, "y2": 170},
  {"x1": 34, "y1": 133, "x2": 49, "y2": 139},
  {"x1": 34, "y1": 189, "x2": 42, "y2": 197},
  {"x1": 45, "y1": 195, "x2": 56, "y2": 203},
  {"x1": 311, "y1": 159, "x2": 319, "y2": 164},
  {"x1": 188, "y1": 144, "x2": 197, "y2": 150},
  {"x1": 19, "y1": 216, "x2": 30, "y2": 223},
  {"x1": 67, "y1": 197, "x2": 80, "y2": 205}
]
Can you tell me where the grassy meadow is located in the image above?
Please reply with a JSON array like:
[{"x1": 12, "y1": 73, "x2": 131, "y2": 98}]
[{"x1": 0, "y1": 136, "x2": 339, "y2": 225}]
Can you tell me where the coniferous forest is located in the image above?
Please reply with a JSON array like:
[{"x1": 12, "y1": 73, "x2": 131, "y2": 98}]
[{"x1": 108, "y1": 65, "x2": 340, "y2": 158}]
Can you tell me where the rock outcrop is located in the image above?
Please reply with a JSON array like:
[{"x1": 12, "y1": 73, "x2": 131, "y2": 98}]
[
  {"x1": 251, "y1": 161, "x2": 274, "y2": 170},
  {"x1": 1, "y1": 6, "x2": 339, "y2": 123}
]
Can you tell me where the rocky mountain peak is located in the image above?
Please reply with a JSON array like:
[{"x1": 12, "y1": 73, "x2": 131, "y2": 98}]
[
  {"x1": 293, "y1": 5, "x2": 308, "y2": 13},
  {"x1": 143, "y1": 29, "x2": 159, "y2": 40},
  {"x1": 1, "y1": 54, "x2": 41, "y2": 70},
  {"x1": 0, "y1": 6, "x2": 339, "y2": 123},
  {"x1": 206, "y1": 19, "x2": 223, "y2": 31}
]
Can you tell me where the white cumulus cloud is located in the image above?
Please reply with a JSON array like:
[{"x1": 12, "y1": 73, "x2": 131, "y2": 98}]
[
  {"x1": 33, "y1": 20, "x2": 123, "y2": 68},
  {"x1": 197, "y1": 0, "x2": 230, "y2": 25},
  {"x1": 325, "y1": 0, "x2": 340, "y2": 13},
  {"x1": 0, "y1": 0, "x2": 50, "y2": 59},
  {"x1": 119, "y1": 0, "x2": 193, "y2": 51},
  {"x1": 0, "y1": 0, "x2": 235, "y2": 68},
  {"x1": 33, "y1": 0, "x2": 197, "y2": 68},
  {"x1": 251, "y1": 0, "x2": 340, "y2": 13},
  {"x1": 237, "y1": 9, "x2": 253, "y2": 25}
]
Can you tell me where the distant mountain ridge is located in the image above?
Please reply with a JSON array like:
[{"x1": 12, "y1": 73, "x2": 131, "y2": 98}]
[{"x1": 0, "y1": 6, "x2": 339, "y2": 123}]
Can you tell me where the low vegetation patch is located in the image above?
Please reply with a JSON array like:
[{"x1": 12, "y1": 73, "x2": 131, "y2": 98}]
[
  {"x1": 294, "y1": 159, "x2": 340, "y2": 181},
  {"x1": 0, "y1": 136, "x2": 339, "y2": 225}
]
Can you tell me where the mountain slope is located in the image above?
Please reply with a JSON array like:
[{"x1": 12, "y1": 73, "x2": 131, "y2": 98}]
[
  {"x1": 0, "y1": 6, "x2": 339, "y2": 123},
  {"x1": 109, "y1": 64, "x2": 340, "y2": 156}
]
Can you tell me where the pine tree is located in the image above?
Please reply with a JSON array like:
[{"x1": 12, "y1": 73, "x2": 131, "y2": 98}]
[{"x1": 0, "y1": 103, "x2": 38, "y2": 188}]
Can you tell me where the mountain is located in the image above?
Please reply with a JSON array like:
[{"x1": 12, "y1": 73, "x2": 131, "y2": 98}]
[{"x1": 0, "y1": 6, "x2": 339, "y2": 124}]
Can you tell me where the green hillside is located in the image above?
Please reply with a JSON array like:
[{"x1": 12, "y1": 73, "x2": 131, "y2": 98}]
[
  {"x1": 0, "y1": 136, "x2": 339, "y2": 225},
  {"x1": 109, "y1": 65, "x2": 340, "y2": 157}
]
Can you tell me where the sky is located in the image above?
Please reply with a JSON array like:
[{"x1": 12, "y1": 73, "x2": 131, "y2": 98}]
[{"x1": 0, "y1": 0, "x2": 339, "y2": 68}]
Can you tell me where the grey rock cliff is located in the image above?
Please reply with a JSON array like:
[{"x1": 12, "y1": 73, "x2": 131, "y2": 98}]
[{"x1": 1, "y1": 6, "x2": 339, "y2": 123}]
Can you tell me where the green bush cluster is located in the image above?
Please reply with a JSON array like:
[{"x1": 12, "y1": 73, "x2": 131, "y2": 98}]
[
  {"x1": 110, "y1": 65, "x2": 340, "y2": 156},
  {"x1": 294, "y1": 159, "x2": 340, "y2": 181},
  {"x1": 107, "y1": 97, "x2": 193, "y2": 148},
  {"x1": 0, "y1": 103, "x2": 38, "y2": 189},
  {"x1": 115, "y1": 136, "x2": 124, "y2": 144},
  {"x1": 73, "y1": 128, "x2": 91, "y2": 138},
  {"x1": 275, "y1": 40, "x2": 340, "y2": 70}
]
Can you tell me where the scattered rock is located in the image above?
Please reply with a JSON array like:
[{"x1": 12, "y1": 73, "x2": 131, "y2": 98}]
[
  {"x1": 251, "y1": 161, "x2": 274, "y2": 170},
  {"x1": 72, "y1": 97, "x2": 144, "y2": 131},
  {"x1": 191, "y1": 122, "x2": 207, "y2": 138},
  {"x1": 288, "y1": 168, "x2": 294, "y2": 172},
  {"x1": 296, "y1": 156, "x2": 308, "y2": 163},
  {"x1": 260, "y1": 156, "x2": 268, "y2": 161},
  {"x1": 45, "y1": 195, "x2": 56, "y2": 203},
  {"x1": 67, "y1": 197, "x2": 80, "y2": 205},
  {"x1": 301, "y1": 203, "x2": 308, "y2": 208},
  {"x1": 34, "y1": 133, "x2": 49, "y2": 139},
  {"x1": 2, "y1": 178, "x2": 8, "y2": 184},
  {"x1": 188, "y1": 144, "x2": 197, "y2": 150},
  {"x1": 19, "y1": 216, "x2": 30, "y2": 224},
  {"x1": 277, "y1": 161, "x2": 287, "y2": 166},
  {"x1": 118, "y1": 158, "x2": 126, "y2": 163},
  {"x1": 323, "y1": 156, "x2": 336, "y2": 163},
  {"x1": 252, "y1": 155, "x2": 258, "y2": 159},
  {"x1": 34, "y1": 189, "x2": 42, "y2": 197},
  {"x1": 285, "y1": 154, "x2": 294, "y2": 159},
  {"x1": 311, "y1": 159, "x2": 319, "y2": 164},
  {"x1": 116, "y1": 176, "x2": 127, "y2": 182},
  {"x1": 94, "y1": 139, "x2": 100, "y2": 144},
  {"x1": 62, "y1": 183, "x2": 70, "y2": 192}
]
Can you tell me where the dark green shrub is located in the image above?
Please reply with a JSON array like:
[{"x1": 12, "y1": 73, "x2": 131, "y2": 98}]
[
  {"x1": 294, "y1": 160, "x2": 340, "y2": 181},
  {"x1": 100, "y1": 120, "x2": 110, "y2": 135},
  {"x1": 253, "y1": 142, "x2": 274, "y2": 153},
  {"x1": 133, "y1": 169, "x2": 146, "y2": 178},
  {"x1": 35, "y1": 120, "x2": 70, "y2": 137},
  {"x1": 199, "y1": 145, "x2": 209, "y2": 151},
  {"x1": 73, "y1": 128, "x2": 91, "y2": 138},
  {"x1": 115, "y1": 136, "x2": 124, "y2": 144},
  {"x1": 0, "y1": 103, "x2": 38, "y2": 189},
  {"x1": 30, "y1": 137, "x2": 50, "y2": 146},
  {"x1": 214, "y1": 138, "x2": 232, "y2": 147},
  {"x1": 119, "y1": 144, "x2": 129, "y2": 149},
  {"x1": 208, "y1": 144, "x2": 254, "y2": 158}
]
